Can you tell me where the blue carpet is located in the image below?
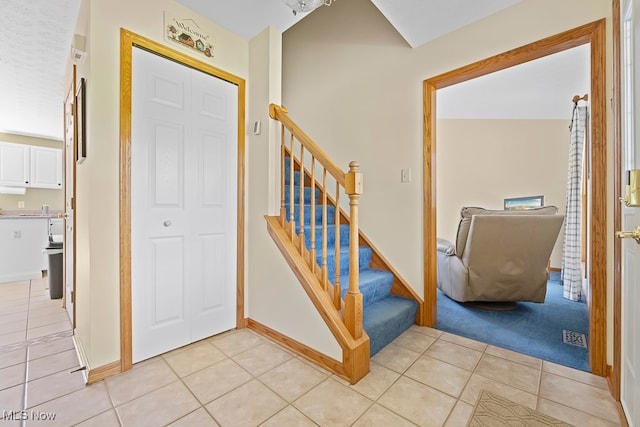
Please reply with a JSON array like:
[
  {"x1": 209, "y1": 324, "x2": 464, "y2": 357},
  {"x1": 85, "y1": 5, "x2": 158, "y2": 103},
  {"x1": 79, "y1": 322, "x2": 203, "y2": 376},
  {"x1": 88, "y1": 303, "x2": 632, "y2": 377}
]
[
  {"x1": 284, "y1": 159, "x2": 417, "y2": 355},
  {"x1": 436, "y1": 272, "x2": 590, "y2": 372}
]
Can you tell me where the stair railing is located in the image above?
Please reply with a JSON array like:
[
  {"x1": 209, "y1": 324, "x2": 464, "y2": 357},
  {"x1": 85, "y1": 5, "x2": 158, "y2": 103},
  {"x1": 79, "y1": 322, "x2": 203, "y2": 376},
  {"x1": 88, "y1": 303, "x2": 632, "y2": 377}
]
[{"x1": 269, "y1": 104, "x2": 363, "y2": 340}]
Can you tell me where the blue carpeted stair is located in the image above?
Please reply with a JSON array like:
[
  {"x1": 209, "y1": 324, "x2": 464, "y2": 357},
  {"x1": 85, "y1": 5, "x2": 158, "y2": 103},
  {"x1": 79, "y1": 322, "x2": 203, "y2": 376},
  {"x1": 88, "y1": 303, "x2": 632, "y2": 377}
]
[{"x1": 284, "y1": 161, "x2": 418, "y2": 356}]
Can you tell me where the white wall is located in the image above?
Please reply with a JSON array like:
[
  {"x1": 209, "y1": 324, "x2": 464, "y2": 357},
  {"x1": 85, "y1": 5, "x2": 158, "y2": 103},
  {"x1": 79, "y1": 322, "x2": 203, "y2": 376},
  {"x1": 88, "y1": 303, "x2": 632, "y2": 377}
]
[
  {"x1": 436, "y1": 119, "x2": 570, "y2": 268},
  {"x1": 283, "y1": 0, "x2": 613, "y2": 358}
]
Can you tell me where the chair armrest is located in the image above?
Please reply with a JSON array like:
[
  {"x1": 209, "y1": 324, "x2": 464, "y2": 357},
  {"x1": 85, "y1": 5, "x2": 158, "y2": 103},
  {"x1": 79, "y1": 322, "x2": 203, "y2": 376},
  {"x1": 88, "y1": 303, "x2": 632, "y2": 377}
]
[
  {"x1": 437, "y1": 238, "x2": 456, "y2": 256},
  {"x1": 436, "y1": 239, "x2": 469, "y2": 301}
]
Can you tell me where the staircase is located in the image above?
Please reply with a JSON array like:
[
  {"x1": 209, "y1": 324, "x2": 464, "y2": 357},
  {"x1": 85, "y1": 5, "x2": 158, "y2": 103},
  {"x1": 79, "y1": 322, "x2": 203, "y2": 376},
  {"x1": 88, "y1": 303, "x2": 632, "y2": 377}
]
[
  {"x1": 266, "y1": 104, "x2": 422, "y2": 383},
  {"x1": 284, "y1": 161, "x2": 419, "y2": 356}
]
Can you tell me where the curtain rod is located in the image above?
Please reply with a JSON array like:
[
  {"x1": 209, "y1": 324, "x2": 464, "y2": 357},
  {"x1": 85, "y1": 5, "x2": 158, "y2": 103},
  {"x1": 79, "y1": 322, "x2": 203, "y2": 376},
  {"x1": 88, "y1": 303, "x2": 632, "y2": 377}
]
[{"x1": 572, "y1": 94, "x2": 588, "y2": 104}]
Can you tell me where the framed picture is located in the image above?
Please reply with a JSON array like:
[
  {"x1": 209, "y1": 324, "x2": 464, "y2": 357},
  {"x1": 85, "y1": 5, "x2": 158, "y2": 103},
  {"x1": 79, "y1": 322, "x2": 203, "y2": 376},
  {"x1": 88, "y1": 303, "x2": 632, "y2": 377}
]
[
  {"x1": 75, "y1": 77, "x2": 86, "y2": 164},
  {"x1": 504, "y1": 195, "x2": 544, "y2": 210}
]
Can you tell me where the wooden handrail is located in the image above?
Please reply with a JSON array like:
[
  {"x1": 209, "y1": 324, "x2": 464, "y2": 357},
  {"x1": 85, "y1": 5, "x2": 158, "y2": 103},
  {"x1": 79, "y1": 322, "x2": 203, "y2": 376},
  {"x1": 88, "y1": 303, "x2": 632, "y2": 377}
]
[
  {"x1": 269, "y1": 104, "x2": 367, "y2": 381},
  {"x1": 270, "y1": 104, "x2": 346, "y2": 187}
]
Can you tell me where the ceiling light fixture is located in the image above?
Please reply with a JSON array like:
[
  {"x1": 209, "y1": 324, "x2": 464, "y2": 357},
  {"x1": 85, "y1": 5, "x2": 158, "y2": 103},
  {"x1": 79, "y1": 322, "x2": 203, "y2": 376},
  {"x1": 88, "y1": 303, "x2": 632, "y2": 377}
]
[{"x1": 283, "y1": 0, "x2": 336, "y2": 16}]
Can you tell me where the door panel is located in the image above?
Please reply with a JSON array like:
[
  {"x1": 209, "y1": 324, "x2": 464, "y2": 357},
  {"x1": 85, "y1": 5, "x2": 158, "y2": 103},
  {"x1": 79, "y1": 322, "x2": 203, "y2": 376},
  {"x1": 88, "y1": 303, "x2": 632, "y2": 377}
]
[
  {"x1": 63, "y1": 73, "x2": 75, "y2": 326},
  {"x1": 151, "y1": 236, "x2": 186, "y2": 325},
  {"x1": 199, "y1": 133, "x2": 224, "y2": 206},
  {"x1": 151, "y1": 123, "x2": 184, "y2": 206},
  {"x1": 190, "y1": 67, "x2": 237, "y2": 341},
  {"x1": 132, "y1": 46, "x2": 237, "y2": 362},
  {"x1": 621, "y1": 208, "x2": 639, "y2": 427},
  {"x1": 621, "y1": 1, "x2": 640, "y2": 425},
  {"x1": 132, "y1": 48, "x2": 192, "y2": 362}
]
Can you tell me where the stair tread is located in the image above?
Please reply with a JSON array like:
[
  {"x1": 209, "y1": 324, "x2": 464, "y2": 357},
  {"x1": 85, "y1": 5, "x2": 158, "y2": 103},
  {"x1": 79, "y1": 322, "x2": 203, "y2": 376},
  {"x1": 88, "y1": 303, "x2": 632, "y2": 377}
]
[
  {"x1": 363, "y1": 295, "x2": 418, "y2": 356},
  {"x1": 339, "y1": 269, "x2": 394, "y2": 305},
  {"x1": 283, "y1": 159, "x2": 416, "y2": 357},
  {"x1": 363, "y1": 296, "x2": 417, "y2": 325}
]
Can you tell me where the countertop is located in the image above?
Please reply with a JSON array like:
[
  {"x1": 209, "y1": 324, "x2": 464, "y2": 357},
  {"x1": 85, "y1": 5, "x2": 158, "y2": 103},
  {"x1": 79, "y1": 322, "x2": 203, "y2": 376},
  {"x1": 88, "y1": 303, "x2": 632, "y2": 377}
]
[{"x1": 0, "y1": 210, "x2": 62, "y2": 219}]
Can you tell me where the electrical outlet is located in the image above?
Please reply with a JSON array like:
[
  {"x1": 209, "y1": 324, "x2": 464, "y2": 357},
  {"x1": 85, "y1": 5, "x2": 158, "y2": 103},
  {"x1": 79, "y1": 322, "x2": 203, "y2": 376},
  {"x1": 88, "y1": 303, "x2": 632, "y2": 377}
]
[
  {"x1": 401, "y1": 168, "x2": 411, "y2": 183},
  {"x1": 17, "y1": 201, "x2": 25, "y2": 208}
]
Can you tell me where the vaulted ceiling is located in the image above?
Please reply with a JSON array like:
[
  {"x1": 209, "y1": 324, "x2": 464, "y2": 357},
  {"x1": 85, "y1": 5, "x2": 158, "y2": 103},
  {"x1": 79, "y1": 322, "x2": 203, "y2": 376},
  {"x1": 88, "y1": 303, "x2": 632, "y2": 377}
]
[{"x1": 0, "y1": 0, "x2": 588, "y2": 141}]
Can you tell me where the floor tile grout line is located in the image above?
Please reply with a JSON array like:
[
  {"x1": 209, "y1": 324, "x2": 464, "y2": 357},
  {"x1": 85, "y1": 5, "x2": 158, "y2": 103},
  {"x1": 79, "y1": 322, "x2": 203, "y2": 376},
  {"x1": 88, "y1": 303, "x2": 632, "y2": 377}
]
[
  {"x1": 467, "y1": 362, "x2": 539, "y2": 402},
  {"x1": 535, "y1": 361, "x2": 545, "y2": 410},
  {"x1": 536, "y1": 395, "x2": 623, "y2": 426},
  {"x1": 20, "y1": 280, "x2": 33, "y2": 414},
  {"x1": 101, "y1": 376, "x2": 124, "y2": 427},
  {"x1": 360, "y1": 367, "x2": 421, "y2": 426},
  {"x1": 540, "y1": 361, "x2": 609, "y2": 390},
  {"x1": 19, "y1": 280, "x2": 32, "y2": 427},
  {"x1": 261, "y1": 404, "x2": 321, "y2": 426},
  {"x1": 105, "y1": 359, "x2": 180, "y2": 410},
  {"x1": 0, "y1": 279, "x2": 614, "y2": 426},
  {"x1": 536, "y1": 370, "x2": 621, "y2": 422},
  {"x1": 0, "y1": 330, "x2": 73, "y2": 354}
]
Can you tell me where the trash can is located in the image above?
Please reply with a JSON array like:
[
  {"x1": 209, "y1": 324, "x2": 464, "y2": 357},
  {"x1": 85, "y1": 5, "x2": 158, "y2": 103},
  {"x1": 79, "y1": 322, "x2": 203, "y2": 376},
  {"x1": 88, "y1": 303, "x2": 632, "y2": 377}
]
[{"x1": 44, "y1": 239, "x2": 63, "y2": 299}]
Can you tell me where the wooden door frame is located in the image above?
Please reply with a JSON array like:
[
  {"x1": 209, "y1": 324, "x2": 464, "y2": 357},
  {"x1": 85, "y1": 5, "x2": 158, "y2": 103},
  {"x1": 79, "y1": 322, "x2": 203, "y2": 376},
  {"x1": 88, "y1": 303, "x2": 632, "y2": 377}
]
[
  {"x1": 423, "y1": 19, "x2": 608, "y2": 376},
  {"x1": 119, "y1": 29, "x2": 246, "y2": 372},
  {"x1": 611, "y1": 0, "x2": 623, "y2": 403}
]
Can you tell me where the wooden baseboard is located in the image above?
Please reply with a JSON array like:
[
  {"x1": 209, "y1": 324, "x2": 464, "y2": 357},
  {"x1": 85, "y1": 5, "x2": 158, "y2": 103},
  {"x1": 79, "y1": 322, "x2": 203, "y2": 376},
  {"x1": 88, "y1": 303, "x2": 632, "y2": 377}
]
[
  {"x1": 87, "y1": 361, "x2": 122, "y2": 384},
  {"x1": 246, "y1": 318, "x2": 346, "y2": 379},
  {"x1": 607, "y1": 364, "x2": 616, "y2": 396},
  {"x1": 238, "y1": 317, "x2": 249, "y2": 328},
  {"x1": 549, "y1": 267, "x2": 561, "y2": 272}
]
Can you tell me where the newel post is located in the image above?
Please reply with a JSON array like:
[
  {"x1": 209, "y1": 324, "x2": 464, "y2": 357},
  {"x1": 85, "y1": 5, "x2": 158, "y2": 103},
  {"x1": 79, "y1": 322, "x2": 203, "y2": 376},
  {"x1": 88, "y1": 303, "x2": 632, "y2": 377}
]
[{"x1": 344, "y1": 161, "x2": 363, "y2": 339}]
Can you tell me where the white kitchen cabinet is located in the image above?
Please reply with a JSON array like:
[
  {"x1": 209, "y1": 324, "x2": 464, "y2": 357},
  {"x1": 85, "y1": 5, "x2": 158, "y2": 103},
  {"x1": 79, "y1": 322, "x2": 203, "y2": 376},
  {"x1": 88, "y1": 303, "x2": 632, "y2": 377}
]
[
  {"x1": 30, "y1": 146, "x2": 63, "y2": 189},
  {"x1": 0, "y1": 217, "x2": 49, "y2": 283},
  {"x1": 0, "y1": 142, "x2": 63, "y2": 189},
  {"x1": 0, "y1": 142, "x2": 30, "y2": 187}
]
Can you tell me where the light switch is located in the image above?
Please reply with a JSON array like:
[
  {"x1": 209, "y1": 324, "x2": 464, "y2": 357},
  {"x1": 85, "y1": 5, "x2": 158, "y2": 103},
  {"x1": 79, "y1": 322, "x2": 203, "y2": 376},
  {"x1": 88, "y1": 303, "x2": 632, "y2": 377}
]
[
  {"x1": 12, "y1": 230, "x2": 21, "y2": 238},
  {"x1": 401, "y1": 168, "x2": 411, "y2": 183},
  {"x1": 18, "y1": 201, "x2": 25, "y2": 208}
]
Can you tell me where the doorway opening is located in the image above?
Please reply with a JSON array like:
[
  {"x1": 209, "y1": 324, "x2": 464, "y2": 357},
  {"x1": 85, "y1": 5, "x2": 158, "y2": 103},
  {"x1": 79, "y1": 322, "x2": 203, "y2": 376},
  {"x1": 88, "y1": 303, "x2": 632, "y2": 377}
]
[{"x1": 423, "y1": 20, "x2": 607, "y2": 376}]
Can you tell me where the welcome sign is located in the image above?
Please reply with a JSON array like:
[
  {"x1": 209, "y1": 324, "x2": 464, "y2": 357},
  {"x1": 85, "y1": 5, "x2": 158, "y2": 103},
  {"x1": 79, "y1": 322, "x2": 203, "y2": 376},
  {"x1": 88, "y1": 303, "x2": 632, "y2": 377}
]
[{"x1": 164, "y1": 12, "x2": 214, "y2": 59}]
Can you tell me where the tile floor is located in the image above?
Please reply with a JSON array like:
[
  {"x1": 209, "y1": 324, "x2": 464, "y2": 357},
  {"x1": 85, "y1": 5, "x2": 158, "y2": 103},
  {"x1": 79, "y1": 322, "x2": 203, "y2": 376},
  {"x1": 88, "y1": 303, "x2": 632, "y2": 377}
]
[{"x1": 0, "y1": 277, "x2": 623, "y2": 426}]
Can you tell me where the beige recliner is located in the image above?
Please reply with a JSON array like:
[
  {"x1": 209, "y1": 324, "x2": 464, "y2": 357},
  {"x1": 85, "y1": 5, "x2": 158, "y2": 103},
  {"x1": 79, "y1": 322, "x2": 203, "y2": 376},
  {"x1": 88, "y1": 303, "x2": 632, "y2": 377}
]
[{"x1": 437, "y1": 206, "x2": 564, "y2": 303}]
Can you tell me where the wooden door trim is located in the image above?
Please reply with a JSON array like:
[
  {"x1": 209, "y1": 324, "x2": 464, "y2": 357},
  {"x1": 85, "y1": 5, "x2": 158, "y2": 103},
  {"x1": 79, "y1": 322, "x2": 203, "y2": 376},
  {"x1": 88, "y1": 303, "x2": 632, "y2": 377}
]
[
  {"x1": 611, "y1": 0, "x2": 622, "y2": 401},
  {"x1": 423, "y1": 19, "x2": 608, "y2": 376},
  {"x1": 119, "y1": 28, "x2": 246, "y2": 371},
  {"x1": 62, "y1": 64, "x2": 77, "y2": 328}
]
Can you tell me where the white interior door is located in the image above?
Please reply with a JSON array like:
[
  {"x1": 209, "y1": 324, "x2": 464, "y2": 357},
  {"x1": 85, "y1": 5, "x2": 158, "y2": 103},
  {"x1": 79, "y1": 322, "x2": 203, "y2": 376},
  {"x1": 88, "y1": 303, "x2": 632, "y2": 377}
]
[
  {"x1": 131, "y1": 47, "x2": 237, "y2": 362},
  {"x1": 63, "y1": 75, "x2": 75, "y2": 326},
  {"x1": 620, "y1": 1, "x2": 640, "y2": 425}
]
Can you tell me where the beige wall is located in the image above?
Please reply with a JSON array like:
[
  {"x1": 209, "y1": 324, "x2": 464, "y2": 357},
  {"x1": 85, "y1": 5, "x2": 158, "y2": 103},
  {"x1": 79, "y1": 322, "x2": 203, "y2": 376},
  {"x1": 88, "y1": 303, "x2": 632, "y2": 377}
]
[
  {"x1": 69, "y1": 0, "x2": 615, "y2": 373},
  {"x1": 0, "y1": 132, "x2": 64, "y2": 211},
  {"x1": 283, "y1": 0, "x2": 613, "y2": 359},
  {"x1": 74, "y1": 0, "x2": 251, "y2": 369},
  {"x1": 74, "y1": 0, "x2": 342, "y2": 371},
  {"x1": 247, "y1": 28, "x2": 341, "y2": 359},
  {"x1": 436, "y1": 119, "x2": 570, "y2": 268}
]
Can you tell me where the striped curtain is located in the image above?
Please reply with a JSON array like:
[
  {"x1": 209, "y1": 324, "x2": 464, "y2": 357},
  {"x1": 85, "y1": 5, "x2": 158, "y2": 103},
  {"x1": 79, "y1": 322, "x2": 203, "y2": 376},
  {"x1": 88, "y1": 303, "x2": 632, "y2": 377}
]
[{"x1": 561, "y1": 105, "x2": 587, "y2": 301}]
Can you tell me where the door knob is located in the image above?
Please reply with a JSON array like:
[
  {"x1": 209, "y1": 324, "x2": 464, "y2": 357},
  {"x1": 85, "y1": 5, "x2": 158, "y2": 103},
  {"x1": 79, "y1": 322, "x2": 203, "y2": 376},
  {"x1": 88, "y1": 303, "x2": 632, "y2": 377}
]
[
  {"x1": 163, "y1": 220, "x2": 172, "y2": 227},
  {"x1": 616, "y1": 226, "x2": 640, "y2": 244}
]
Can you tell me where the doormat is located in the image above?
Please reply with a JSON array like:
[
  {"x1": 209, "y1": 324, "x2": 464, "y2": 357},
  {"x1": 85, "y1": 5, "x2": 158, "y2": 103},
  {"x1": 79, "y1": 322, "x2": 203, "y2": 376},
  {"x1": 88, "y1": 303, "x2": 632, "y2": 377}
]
[
  {"x1": 468, "y1": 390, "x2": 573, "y2": 426},
  {"x1": 562, "y1": 330, "x2": 587, "y2": 348}
]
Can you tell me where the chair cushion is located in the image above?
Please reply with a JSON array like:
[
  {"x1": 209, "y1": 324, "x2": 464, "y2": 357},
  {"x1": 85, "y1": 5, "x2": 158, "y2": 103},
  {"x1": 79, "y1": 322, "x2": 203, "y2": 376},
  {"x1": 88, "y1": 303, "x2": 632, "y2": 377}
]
[{"x1": 455, "y1": 205, "x2": 558, "y2": 256}]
